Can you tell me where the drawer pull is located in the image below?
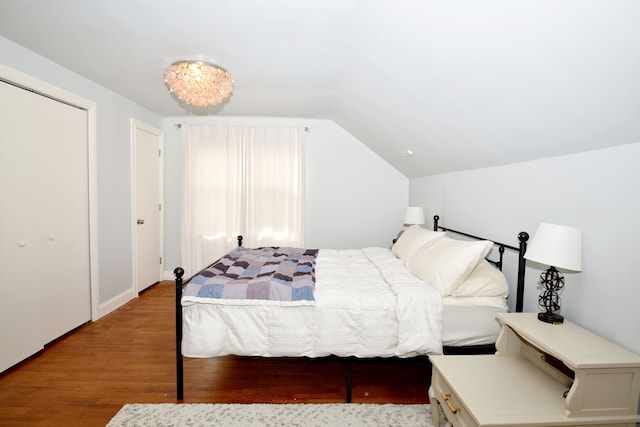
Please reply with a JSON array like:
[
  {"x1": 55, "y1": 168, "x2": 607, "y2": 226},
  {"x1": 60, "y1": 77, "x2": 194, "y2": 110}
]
[{"x1": 441, "y1": 392, "x2": 461, "y2": 414}]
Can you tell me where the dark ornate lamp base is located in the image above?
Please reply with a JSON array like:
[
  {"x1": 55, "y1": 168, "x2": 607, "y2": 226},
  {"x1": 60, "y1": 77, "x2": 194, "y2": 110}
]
[{"x1": 538, "y1": 311, "x2": 564, "y2": 324}]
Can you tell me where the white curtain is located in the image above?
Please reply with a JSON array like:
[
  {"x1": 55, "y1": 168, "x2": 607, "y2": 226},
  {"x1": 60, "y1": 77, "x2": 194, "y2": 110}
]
[{"x1": 180, "y1": 125, "x2": 305, "y2": 276}]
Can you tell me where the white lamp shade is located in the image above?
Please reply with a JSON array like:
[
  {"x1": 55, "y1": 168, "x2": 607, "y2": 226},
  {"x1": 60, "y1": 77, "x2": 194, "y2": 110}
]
[
  {"x1": 403, "y1": 207, "x2": 425, "y2": 225},
  {"x1": 524, "y1": 223, "x2": 582, "y2": 272}
]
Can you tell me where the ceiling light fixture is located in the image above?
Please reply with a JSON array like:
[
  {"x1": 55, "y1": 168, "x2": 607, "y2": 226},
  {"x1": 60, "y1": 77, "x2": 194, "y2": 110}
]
[{"x1": 163, "y1": 60, "x2": 234, "y2": 107}]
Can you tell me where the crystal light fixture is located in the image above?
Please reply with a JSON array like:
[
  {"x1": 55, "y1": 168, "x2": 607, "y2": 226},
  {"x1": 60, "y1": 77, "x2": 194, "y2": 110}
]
[{"x1": 163, "y1": 61, "x2": 234, "y2": 107}]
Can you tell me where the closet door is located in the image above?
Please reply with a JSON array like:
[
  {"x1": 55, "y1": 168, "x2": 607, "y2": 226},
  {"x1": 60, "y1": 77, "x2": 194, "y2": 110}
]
[
  {"x1": 0, "y1": 81, "x2": 91, "y2": 371},
  {"x1": 36, "y1": 89, "x2": 91, "y2": 343}
]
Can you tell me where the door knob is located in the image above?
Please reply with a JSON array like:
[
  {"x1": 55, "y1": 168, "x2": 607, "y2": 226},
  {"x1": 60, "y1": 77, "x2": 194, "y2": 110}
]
[{"x1": 137, "y1": 219, "x2": 145, "y2": 225}]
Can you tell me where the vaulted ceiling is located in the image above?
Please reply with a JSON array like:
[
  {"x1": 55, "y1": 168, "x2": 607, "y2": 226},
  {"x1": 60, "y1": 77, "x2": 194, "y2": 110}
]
[{"x1": 2, "y1": 0, "x2": 639, "y2": 177}]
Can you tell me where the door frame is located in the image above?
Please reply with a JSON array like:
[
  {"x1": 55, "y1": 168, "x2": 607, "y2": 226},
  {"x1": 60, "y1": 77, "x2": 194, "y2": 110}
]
[
  {"x1": 0, "y1": 64, "x2": 100, "y2": 320},
  {"x1": 131, "y1": 119, "x2": 164, "y2": 294}
]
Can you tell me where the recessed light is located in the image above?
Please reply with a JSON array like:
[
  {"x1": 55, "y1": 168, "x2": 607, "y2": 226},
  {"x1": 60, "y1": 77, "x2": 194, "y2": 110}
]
[{"x1": 401, "y1": 149, "x2": 414, "y2": 158}]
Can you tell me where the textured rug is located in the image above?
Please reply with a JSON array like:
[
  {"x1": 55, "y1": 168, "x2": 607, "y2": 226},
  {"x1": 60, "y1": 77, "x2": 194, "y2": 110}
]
[{"x1": 107, "y1": 403, "x2": 440, "y2": 427}]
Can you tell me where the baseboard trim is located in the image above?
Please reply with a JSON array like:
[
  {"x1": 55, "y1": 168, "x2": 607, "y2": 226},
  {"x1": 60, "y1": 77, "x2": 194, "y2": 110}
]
[{"x1": 96, "y1": 287, "x2": 137, "y2": 320}]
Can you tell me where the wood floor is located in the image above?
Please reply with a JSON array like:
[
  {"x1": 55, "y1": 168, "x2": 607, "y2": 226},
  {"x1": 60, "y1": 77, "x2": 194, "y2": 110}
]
[{"x1": 0, "y1": 281, "x2": 431, "y2": 426}]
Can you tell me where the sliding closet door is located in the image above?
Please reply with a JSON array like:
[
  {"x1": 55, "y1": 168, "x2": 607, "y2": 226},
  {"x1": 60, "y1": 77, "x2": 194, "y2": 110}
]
[{"x1": 0, "y1": 80, "x2": 91, "y2": 371}]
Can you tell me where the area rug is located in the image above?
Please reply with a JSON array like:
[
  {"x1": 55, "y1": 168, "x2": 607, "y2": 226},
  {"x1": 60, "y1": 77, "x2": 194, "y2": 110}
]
[{"x1": 107, "y1": 403, "x2": 440, "y2": 427}]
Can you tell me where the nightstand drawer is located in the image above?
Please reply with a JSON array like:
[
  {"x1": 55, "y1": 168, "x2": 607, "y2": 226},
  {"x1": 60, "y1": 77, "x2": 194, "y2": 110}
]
[{"x1": 430, "y1": 364, "x2": 478, "y2": 427}]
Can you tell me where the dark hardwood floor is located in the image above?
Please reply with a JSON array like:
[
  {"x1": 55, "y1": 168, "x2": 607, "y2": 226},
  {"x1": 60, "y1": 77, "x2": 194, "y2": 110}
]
[{"x1": 0, "y1": 281, "x2": 430, "y2": 427}]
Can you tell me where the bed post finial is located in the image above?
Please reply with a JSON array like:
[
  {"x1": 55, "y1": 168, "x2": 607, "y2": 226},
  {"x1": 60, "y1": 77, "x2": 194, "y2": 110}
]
[
  {"x1": 174, "y1": 267, "x2": 184, "y2": 280},
  {"x1": 516, "y1": 232, "x2": 529, "y2": 313},
  {"x1": 237, "y1": 235, "x2": 243, "y2": 247},
  {"x1": 433, "y1": 215, "x2": 440, "y2": 232}
]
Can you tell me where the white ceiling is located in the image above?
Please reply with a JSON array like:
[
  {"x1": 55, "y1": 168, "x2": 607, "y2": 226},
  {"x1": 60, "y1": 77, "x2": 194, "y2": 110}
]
[{"x1": 2, "y1": 0, "x2": 640, "y2": 178}]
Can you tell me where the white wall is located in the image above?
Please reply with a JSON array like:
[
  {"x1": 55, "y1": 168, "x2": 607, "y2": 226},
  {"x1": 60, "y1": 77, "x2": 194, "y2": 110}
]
[
  {"x1": 1, "y1": 36, "x2": 163, "y2": 317},
  {"x1": 304, "y1": 120, "x2": 408, "y2": 249},
  {"x1": 410, "y1": 142, "x2": 640, "y2": 354},
  {"x1": 162, "y1": 117, "x2": 409, "y2": 272}
]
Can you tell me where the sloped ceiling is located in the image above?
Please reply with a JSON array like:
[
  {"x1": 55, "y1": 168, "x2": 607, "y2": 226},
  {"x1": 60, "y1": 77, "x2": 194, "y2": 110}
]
[{"x1": 2, "y1": 0, "x2": 639, "y2": 178}]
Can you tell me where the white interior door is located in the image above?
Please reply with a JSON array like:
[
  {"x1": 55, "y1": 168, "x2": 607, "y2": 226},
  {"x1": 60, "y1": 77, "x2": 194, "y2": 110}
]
[
  {"x1": 133, "y1": 120, "x2": 163, "y2": 292},
  {"x1": 0, "y1": 83, "x2": 46, "y2": 370},
  {"x1": 37, "y1": 89, "x2": 91, "y2": 343}
]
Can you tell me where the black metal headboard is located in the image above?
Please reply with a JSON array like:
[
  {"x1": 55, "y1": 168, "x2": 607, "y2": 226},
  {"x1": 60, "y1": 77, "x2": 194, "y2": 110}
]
[{"x1": 433, "y1": 215, "x2": 529, "y2": 313}]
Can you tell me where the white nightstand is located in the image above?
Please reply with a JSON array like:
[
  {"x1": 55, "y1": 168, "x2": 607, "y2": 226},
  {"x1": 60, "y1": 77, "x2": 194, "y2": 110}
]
[{"x1": 429, "y1": 312, "x2": 640, "y2": 427}]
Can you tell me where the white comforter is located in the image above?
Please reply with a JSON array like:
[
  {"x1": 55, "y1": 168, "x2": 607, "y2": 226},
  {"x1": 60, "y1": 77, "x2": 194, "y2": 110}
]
[{"x1": 181, "y1": 247, "x2": 443, "y2": 358}]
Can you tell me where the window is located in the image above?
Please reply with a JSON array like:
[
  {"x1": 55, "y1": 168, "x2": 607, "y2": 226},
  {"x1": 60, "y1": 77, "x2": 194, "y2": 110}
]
[{"x1": 180, "y1": 125, "x2": 305, "y2": 275}]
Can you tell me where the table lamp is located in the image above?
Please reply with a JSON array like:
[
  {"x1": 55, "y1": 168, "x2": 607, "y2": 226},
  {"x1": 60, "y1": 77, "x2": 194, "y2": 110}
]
[
  {"x1": 403, "y1": 207, "x2": 425, "y2": 226},
  {"x1": 524, "y1": 222, "x2": 582, "y2": 324}
]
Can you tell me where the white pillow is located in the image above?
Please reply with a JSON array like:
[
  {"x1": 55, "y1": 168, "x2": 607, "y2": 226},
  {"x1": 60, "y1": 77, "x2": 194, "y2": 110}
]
[
  {"x1": 408, "y1": 237, "x2": 493, "y2": 296},
  {"x1": 391, "y1": 225, "x2": 445, "y2": 266},
  {"x1": 451, "y1": 259, "x2": 509, "y2": 297}
]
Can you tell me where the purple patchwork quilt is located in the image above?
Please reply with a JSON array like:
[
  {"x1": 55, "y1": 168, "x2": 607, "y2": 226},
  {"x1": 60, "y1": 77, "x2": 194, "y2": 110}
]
[{"x1": 184, "y1": 247, "x2": 319, "y2": 302}]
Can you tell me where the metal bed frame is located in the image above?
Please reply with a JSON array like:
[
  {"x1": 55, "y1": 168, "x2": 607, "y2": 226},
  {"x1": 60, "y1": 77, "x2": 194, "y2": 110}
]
[{"x1": 174, "y1": 216, "x2": 529, "y2": 402}]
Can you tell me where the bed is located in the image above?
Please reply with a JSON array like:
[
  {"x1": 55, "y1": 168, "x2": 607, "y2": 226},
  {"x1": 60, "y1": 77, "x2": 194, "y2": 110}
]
[{"x1": 174, "y1": 216, "x2": 530, "y2": 401}]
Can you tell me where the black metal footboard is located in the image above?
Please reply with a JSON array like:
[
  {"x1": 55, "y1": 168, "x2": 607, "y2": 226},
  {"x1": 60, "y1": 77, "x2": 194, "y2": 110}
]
[{"x1": 175, "y1": 235, "x2": 243, "y2": 401}]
